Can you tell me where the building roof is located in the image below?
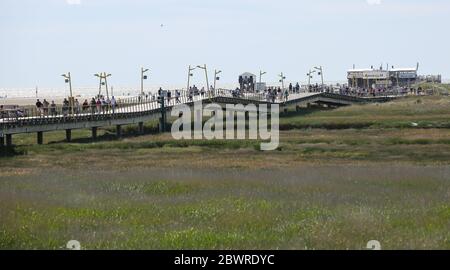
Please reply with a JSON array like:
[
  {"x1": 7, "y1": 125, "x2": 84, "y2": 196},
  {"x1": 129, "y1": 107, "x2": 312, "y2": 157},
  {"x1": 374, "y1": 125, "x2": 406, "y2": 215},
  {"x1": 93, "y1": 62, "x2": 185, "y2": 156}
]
[
  {"x1": 348, "y1": 67, "x2": 417, "y2": 73},
  {"x1": 348, "y1": 69, "x2": 372, "y2": 72},
  {"x1": 390, "y1": 68, "x2": 417, "y2": 72},
  {"x1": 240, "y1": 72, "x2": 256, "y2": 77}
]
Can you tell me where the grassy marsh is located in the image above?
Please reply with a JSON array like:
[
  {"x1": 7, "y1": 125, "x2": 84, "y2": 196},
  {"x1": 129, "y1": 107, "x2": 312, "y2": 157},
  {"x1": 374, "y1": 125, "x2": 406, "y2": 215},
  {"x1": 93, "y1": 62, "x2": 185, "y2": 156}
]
[{"x1": 1, "y1": 96, "x2": 450, "y2": 249}]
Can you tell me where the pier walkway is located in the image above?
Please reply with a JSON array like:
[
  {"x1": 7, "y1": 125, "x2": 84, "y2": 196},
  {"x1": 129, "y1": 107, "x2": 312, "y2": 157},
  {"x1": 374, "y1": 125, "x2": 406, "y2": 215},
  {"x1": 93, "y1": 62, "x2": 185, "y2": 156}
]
[{"x1": 0, "y1": 90, "x2": 394, "y2": 148}]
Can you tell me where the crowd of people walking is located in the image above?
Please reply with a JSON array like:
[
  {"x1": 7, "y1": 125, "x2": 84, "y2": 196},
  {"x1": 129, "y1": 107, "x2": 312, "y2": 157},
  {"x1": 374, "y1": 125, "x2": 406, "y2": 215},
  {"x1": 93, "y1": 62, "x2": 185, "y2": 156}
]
[
  {"x1": 34, "y1": 96, "x2": 118, "y2": 117},
  {"x1": 1, "y1": 83, "x2": 429, "y2": 120}
]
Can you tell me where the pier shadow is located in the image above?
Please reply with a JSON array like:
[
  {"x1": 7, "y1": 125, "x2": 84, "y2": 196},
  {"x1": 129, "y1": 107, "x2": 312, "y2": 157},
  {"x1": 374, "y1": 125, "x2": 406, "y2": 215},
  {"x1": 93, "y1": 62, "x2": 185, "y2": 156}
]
[
  {"x1": 0, "y1": 106, "x2": 335, "y2": 156},
  {"x1": 0, "y1": 147, "x2": 26, "y2": 158},
  {"x1": 46, "y1": 125, "x2": 165, "y2": 145},
  {"x1": 280, "y1": 107, "x2": 334, "y2": 118}
]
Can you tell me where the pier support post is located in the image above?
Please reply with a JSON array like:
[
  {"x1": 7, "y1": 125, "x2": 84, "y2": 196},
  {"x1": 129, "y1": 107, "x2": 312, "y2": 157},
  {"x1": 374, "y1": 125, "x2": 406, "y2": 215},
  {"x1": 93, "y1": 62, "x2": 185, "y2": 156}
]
[
  {"x1": 37, "y1": 132, "x2": 43, "y2": 145},
  {"x1": 116, "y1": 125, "x2": 122, "y2": 138},
  {"x1": 66, "y1": 129, "x2": 72, "y2": 142},
  {"x1": 296, "y1": 105, "x2": 300, "y2": 112},
  {"x1": 159, "y1": 117, "x2": 166, "y2": 133},
  {"x1": 92, "y1": 127, "x2": 98, "y2": 140},
  {"x1": 0, "y1": 136, "x2": 4, "y2": 151},
  {"x1": 6, "y1": 134, "x2": 12, "y2": 148},
  {"x1": 138, "y1": 122, "x2": 144, "y2": 134}
]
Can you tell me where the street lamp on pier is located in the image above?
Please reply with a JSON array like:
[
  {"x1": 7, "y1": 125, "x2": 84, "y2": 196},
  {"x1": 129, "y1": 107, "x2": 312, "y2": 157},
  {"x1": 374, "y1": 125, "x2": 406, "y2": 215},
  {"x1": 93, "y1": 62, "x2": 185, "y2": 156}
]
[
  {"x1": 141, "y1": 67, "x2": 150, "y2": 96},
  {"x1": 278, "y1": 72, "x2": 286, "y2": 91},
  {"x1": 259, "y1": 70, "x2": 267, "y2": 84},
  {"x1": 94, "y1": 72, "x2": 112, "y2": 99},
  {"x1": 187, "y1": 65, "x2": 197, "y2": 94},
  {"x1": 307, "y1": 70, "x2": 317, "y2": 90},
  {"x1": 197, "y1": 64, "x2": 210, "y2": 97},
  {"x1": 314, "y1": 66, "x2": 324, "y2": 91},
  {"x1": 214, "y1": 69, "x2": 222, "y2": 95},
  {"x1": 62, "y1": 72, "x2": 74, "y2": 115}
]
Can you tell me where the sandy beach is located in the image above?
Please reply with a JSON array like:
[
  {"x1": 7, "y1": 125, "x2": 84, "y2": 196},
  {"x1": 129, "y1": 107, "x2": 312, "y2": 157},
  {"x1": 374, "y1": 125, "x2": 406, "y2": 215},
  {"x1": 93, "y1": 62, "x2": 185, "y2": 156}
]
[{"x1": 0, "y1": 96, "x2": 90, "y2": 106}]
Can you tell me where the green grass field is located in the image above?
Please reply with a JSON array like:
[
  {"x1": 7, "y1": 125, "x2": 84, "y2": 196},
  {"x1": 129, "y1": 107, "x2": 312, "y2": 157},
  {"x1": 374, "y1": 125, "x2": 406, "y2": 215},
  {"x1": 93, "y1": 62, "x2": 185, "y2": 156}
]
[{"x1": 1, "y1": 95, "x2": 450, "y2": 249}]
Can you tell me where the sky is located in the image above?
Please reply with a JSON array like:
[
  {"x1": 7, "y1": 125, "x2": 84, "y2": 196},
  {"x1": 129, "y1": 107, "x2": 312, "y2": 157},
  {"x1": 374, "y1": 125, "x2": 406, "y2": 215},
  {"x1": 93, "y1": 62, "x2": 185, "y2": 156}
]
[{"x1": 0, "y1": 0, "x2": 449, "y2": 89}]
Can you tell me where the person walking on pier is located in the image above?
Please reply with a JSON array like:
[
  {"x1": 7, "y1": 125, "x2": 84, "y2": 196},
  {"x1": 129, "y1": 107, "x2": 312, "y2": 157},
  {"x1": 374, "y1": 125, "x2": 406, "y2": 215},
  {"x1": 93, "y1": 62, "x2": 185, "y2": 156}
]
[
  {"x1": 188, "y1": 90, "x2": 193, "y2": 102},
  {"x1": 82, "y1": 99, "x2": 89, "y2": 112},
  {"x1": 90, "y1": 98, "x2": 96, "y2": 114},
  {"x1": 50, "y1": 101, "x2": 57, "y2": 116},
  {"x1": 96, "y1": 98, "x2": 101, "y2": 114},
  {"x1": 200, "y1": 87, "x2": 205, "y2": 97},
  {"x1": 100, "y1": 97, "x2": 107, "y2": 113},
  {"x1": 35, "y1": 99, "x2": 43, "y2": 115},
  {"x1": 42, "y1": 99, "x2": 49, "y2": 116},
  {"x1": 74, "y1": 99, "x2": 81, "y2": 114},
  {"x1": 167, "y1": 90, "x2": 172, "y2": 105},
  {"x1": 175, "y1": 90, "x2": 181, "y2": 104},
  {"x1": 158, "y1": 87, "x2": 163, "y2": 97},
  {"x1": 105, "y1": 97, "x2": 111, "y2": 113},
  {"x1": 62, "y1": 98, "x2": 69, "y2": 116},
  {"x1": 111, "y1": 96, "x2": 116, "y2": 113}
]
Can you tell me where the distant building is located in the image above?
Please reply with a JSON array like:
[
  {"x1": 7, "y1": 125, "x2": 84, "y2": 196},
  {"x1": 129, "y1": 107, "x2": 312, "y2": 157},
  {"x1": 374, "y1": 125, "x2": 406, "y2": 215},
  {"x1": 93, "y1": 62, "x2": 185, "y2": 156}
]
[
  {"x1": 239, "y1": 72, "x2": 256, "y2": 92},
  {"x1": 417, "y1": 75, "x2": 442, "y2": 84},
  {"x1": 348, "y1": 65, "x2": 418, "y2": 89}
]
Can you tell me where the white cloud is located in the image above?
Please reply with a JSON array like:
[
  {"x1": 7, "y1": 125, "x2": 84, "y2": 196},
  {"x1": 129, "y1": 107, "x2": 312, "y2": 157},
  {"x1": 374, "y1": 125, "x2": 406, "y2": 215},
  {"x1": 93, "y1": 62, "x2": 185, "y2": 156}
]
[
  {"x1": 66, "y1": 0, "x2": 81, "y2": 5},
  {"x1": 366, "y1": 0, "x2": 382, "y2": 5}
]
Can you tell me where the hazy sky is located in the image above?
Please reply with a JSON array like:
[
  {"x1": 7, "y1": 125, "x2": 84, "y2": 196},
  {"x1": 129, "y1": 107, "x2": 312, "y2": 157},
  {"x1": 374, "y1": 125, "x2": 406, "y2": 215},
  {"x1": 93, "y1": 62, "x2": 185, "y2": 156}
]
[{"x1": 0, "y1": 0, "x2": 449, "y2": 88}]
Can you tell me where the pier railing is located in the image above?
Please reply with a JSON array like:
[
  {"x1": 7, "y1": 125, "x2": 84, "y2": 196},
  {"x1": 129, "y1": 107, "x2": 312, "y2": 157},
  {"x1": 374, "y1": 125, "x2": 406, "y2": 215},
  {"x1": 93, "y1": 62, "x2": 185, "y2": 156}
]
[
  {"x1": 0, "y1": 88, "x2": 399, "y2": 130},
  {"x1": 0, "y1": 89, "x2": 269, "y2": 128}
]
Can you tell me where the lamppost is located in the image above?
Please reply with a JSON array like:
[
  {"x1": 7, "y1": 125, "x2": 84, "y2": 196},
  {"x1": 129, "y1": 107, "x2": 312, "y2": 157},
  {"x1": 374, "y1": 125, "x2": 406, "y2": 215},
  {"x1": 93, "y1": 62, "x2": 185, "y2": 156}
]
[
  {"x1": 94, "y1": 72, "x2": 112, "y2": 99},
  {"x1": 104, "y1": 73, "x2": 111, "y2": 99},
  {"x1": 259, "y1": 70, "x2": 267, "y2": 84},
  {"x1": 314, "y1": 66, "x2": 324, "y2": 91},
  {"x1": 278, "y1": 72, "x2": 286, "y2": 91},
  {"x1": 307, "y1": 70, "x2": 317, "y2": 90},
  {"x1": 197, "y1": 64, "x2": 210, "y2": 97},
  {"x1": 62, "y1": 72, "x2": 74, "y2": 114},
  {"x1": 214, "y1": 69, "x2": 222, "y2": 95},
  {"x1": 187, "y1": 65, "x2": 196, "y2": 93},
  {"x1": 94, "y1": 73, "x2": 103, "y2": 97},
  {"x1": 141, "y1": 67, "x2": 149, "y2": 96}
]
